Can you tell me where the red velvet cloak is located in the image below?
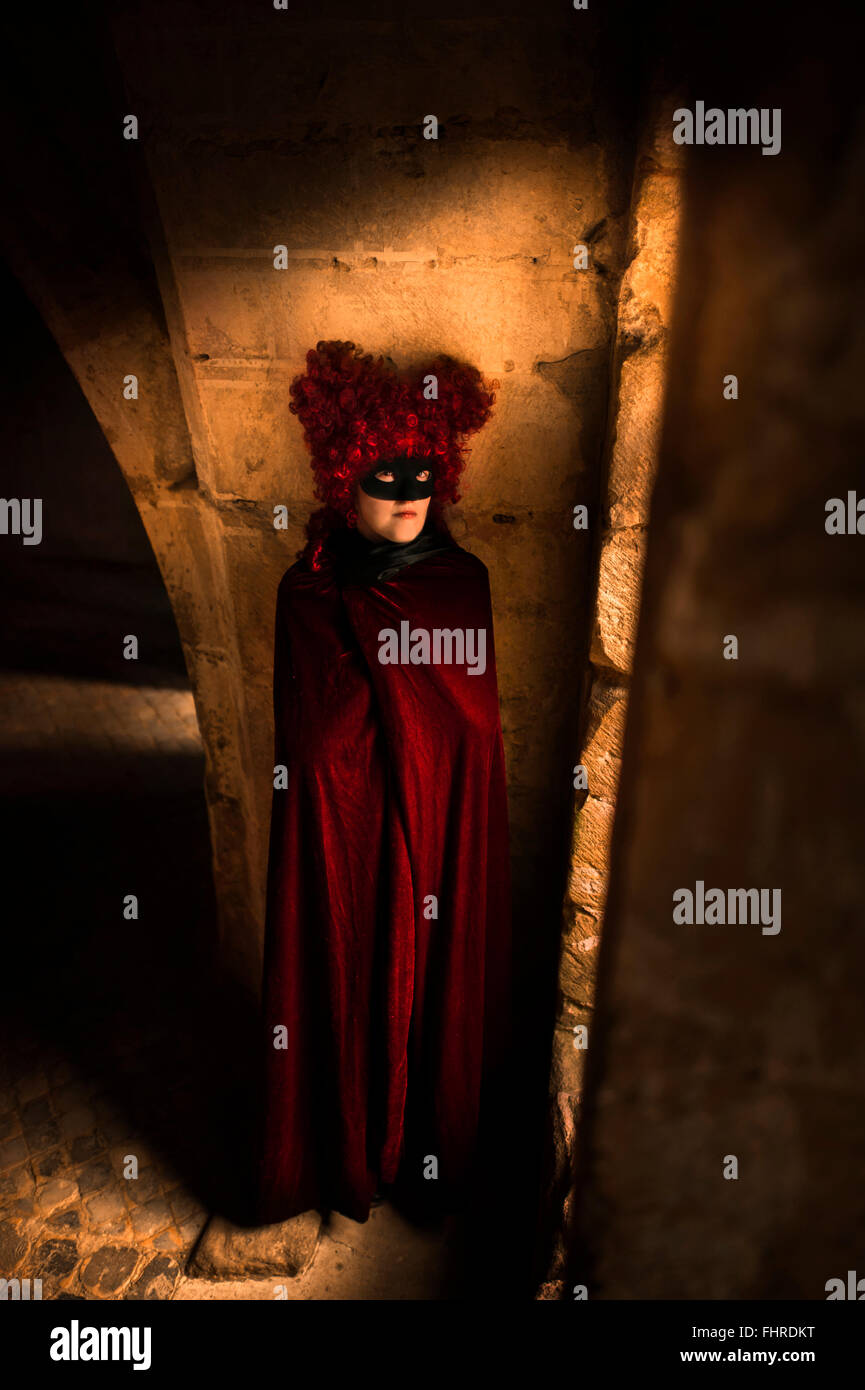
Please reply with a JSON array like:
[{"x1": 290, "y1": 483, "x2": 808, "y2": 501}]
[{"x1": 255, "y1": 540, "x2": 512, "y2": 1225}]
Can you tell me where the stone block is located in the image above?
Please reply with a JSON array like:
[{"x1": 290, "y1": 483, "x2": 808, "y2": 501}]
[
  {"x1": 80, "y1": 1245, "x2": 141, "y2": 1298},
  {"x1": 124, "y1": 1253, "x2": 181, "y2": 1300},
  {"x1": 549, "y1": 1014, "x2": 593, "y2": 1093},
  {"x1": 590, "y1": 529, "x2": 649, "y2": 675},
  {"x1": 0, "y1": 1218, "x2": 29, "y2": 1272},
  {"x1": 569, "y1": 794, "x2": 616, "y2": 881},
  {"x1": 579, "y1": 679, "x2": 628, "y2": 802},
  {"x1": 187, "y1": 1210, "x2": 321, "y2": 1279},
  {"x1": 558, "y1": 912, "x2": 603, "y2": 1009}
]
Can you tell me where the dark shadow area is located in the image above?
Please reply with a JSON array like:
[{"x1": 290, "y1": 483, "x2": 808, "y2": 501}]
[
  {"x1": 0, "y1": 261, "x2": 186, "y2": 688},
  {"x1": 0, "y1": 264, "x2": 261, "y2": 1256},
  {"x1": 0, "y1": 750, "x2": 261, "y2": 1225}
]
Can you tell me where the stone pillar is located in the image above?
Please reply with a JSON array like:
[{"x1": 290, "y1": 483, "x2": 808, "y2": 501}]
[
  {"x1": 567, "y1": 29, "x2": 865, "y2": 1298},
  {"x1": 0, "y1": 105, "x2": 269, "y2": 997},
  {"x1": 539, "y1": 92, "x2": 684, "y2": 1294}
]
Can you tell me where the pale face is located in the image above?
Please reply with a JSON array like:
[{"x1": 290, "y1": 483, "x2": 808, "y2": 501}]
[{"x1": 354, "y1": 463, "x2": 432, "y2": 543}]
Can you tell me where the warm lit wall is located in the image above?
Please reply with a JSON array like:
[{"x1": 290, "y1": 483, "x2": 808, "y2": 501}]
[{"x1": 106, "y1": 0, "x2": 640, "y2": 996}]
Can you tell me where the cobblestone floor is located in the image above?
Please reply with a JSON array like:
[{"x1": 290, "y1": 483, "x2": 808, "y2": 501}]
[
  {"x1": 0, "y1": 670, "x2": 251, "y2": 1301},
  {"x1": 0, "y1": 1021, "x2": 211, "y2": 1299}
]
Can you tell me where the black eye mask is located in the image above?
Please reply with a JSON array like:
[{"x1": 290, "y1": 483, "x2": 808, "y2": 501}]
[{"x1": 358, "y1": 455, "x2": 435, "y2": 501}]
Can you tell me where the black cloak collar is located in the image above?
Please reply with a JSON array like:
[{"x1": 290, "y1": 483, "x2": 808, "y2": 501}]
[{"x1": 324, "y1": 517, "x2": 456, "y2": 587}]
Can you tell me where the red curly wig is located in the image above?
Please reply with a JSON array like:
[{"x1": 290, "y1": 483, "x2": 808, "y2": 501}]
[{"x1": 289, "y1": 340, "x2": 497, "y2": 569}]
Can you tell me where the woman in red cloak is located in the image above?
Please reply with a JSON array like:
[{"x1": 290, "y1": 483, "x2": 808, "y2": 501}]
[{"x1": 255, "y1": 340, "x2": 512, "y2": 1226}]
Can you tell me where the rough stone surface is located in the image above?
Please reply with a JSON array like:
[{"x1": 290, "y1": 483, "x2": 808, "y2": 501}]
[
  {"x1": 36, "y1": 1179, "x2": 79, "y2": 1216},
  {"x1": 541, "y1": 93, "x2": 684, "y2": 1288},
  {"x1": 80, "y1": 1245, "x2": 141, "y2": 1298},
  {"x1": 33, "y1": 1238, "x2": 78, "y2": 1278},
  {"x1": 570, "y1": 32, "x2": 865, "y2": 1299},
  {"x1": 0, "y1": 1219, "x2": 29, "y2": 1272},
  {"x1": 188, "y1": 1212, "x2": 321, "y2": 1280},
  {"x1": 125, "y1": 1254, "x2": 182, "y2": 1301}
]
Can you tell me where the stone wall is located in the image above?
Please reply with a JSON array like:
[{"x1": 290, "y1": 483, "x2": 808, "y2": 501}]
[
  {"x1": 563, "y1": 18, "x2": 865, "y2": 1298},
  {"x1": 1, "y1": 2, "x2": 683, "y2": 1258},
  {"x1": 102, "y1": 0, "x2": 640, "y2": 997},
  {"x1": 539, "y1": 90, "x2": 684, "y2": 1292}
]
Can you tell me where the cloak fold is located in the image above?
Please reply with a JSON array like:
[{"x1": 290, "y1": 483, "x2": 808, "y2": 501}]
[{"x1": 255, "y1": 541, "x2": 512, "y2": 1224}]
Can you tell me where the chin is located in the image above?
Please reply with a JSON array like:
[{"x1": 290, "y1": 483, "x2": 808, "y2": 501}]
[{"x1": 388, "y1": 517, "x2": 424, "y2": 543}]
